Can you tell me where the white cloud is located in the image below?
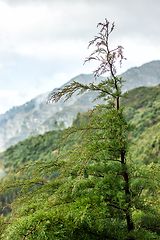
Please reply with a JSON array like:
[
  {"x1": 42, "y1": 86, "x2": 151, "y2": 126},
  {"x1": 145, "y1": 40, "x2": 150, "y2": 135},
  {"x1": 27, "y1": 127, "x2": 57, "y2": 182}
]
[
  {"x1": 0, "y1": 0, "x2": 159, "y2": 60},
  {"x1": 0, "y1": 88, "x2": 49, "y2": 115},
  {"x1": 15, "y1": 40, "x2": 88, "y2": 60},
  {"x1": 0, "y1": 0, "x2": 160, "y2": 114},
  {"x1": 0, "y1": 90, "x2": 22, "y2": 114}
]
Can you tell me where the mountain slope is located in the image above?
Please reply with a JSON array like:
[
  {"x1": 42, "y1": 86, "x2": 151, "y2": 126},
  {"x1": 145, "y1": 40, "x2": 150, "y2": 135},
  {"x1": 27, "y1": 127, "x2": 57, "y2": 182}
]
[
  {"x1": 0, "y1": 83, "x2": 160, "y2": 217},
  {"x1": 121, "y1": 84, "x2": 160, "y2": 165},
  {"x1": 121, "y1": 60, "x2": 160, "y2": 91},
  {"x1": 0, "y1": 60, "x2": 160, "y2": 152},
  {"x1": 1, "y1": 84, "x2": 160, "y2": 172},
  {"x1": 0, "y1": 74, "x2": 102, "y2": 152}
]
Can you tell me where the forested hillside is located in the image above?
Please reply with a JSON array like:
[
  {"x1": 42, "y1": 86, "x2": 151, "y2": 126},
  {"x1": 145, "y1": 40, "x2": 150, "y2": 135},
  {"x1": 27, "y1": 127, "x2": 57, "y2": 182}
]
[
  {"x1": 0, "y1": 84, "x2": 160, "y2": 235},
  {"x1": 121, "y1": 85, "x2": 160, "y2": 165},
  {"x1": 1, "y1": 84, "x2": 159, "y2": 174}
]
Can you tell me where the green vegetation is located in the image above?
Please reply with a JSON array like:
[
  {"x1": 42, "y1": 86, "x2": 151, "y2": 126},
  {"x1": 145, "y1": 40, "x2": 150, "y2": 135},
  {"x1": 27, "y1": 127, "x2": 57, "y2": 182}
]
[
  {"x1": 121, "y1": 85, "x2": 160, "y2": 109},
  {"x1": 0, "y1": 19, "x2": 160, "y2": 240},
  {"x1": 1, "y1": 84, "x2": 160, "y2": 221},
  {"x1": 0, "y1": 130, "x2": 63, "y2": 173},
  {"x1": 121, "y1": 85, "x2": 160, "y2": 165},
  {"x1": 0, "y1": 130, "x2": 63, "y2": 217}
]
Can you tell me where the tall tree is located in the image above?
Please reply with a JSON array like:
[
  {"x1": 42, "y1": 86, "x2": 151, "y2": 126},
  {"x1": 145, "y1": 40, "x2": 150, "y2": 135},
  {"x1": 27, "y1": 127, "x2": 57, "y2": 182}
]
[
  {"x1": 46, "y1": 18, "x2": 160, "y2": 239},
  {"x1": 49, "y1": 18, "x2": 134, "y2": 233}
]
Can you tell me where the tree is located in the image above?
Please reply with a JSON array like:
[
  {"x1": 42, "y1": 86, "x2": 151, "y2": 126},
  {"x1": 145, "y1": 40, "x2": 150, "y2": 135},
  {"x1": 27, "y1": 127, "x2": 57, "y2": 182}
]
[
  {"x1": 1, "y1": 18, "x2": 160, "y2": 240},
  {"x1": 49, "y1": 18, "x2": 134, "y2": 233}
]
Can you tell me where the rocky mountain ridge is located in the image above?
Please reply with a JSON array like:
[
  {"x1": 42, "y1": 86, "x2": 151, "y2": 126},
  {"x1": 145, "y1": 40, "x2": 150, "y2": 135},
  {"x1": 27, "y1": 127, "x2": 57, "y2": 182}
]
[{"x1": 0, "y1": 60, "x2": 160, "y2": 152}]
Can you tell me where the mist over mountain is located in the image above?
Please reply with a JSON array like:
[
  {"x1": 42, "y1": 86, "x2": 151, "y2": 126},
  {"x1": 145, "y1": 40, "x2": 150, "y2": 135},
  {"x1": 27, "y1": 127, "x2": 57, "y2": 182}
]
[{"x1": 0, "y1": 60, "x2": 160, "y2": 152}]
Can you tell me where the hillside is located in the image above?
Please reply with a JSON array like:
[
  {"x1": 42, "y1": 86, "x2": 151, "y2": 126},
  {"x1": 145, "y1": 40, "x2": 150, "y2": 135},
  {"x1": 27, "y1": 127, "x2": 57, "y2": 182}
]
[
  {"x1": 0, "y1": 83, "x2": 160, "y2": 172},
  {"x1": 121, "y1": 85, "x2": 160, "y2": 165},
  {"x1": 0, "y1": 74, "x2": 102, "y2": 152},
  {"x1": 0, "y1": 84, "x2": 160, "y2": 217},
  {"x1": 0, "y1": 60, "x2": 160, "y2": 152}
]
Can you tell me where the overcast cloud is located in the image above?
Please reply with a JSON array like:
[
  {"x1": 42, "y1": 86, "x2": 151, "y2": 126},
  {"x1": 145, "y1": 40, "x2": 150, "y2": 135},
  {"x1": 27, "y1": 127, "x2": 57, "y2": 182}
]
[{"x1": 0, "y1": 0, "x2": 160, "y2": 114}]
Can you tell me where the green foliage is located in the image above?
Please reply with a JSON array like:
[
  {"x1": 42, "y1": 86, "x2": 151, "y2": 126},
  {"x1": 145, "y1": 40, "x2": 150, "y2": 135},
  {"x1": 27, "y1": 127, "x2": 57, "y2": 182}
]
[
  {"x1": 0, "y1": 130, "x2": 63, "y2": 217},
  {"x1": 0, "y1": 130, "x2": 63, "y2": 173},
  {"x1": 0, "y1": 83, "x2": 159, "y2": 222},
  {"x1": 121, "y1": 85, "x2": 160, "y2": 110},
  {"x1": 53, "y1": 121, "x2": 65, "y2": 130},
  {"x1": 1, "y1": 104, "x2": 160, "y2": 239},
  {"x1": 72, "y1": 111, "x2": 89, "y2": 127}
]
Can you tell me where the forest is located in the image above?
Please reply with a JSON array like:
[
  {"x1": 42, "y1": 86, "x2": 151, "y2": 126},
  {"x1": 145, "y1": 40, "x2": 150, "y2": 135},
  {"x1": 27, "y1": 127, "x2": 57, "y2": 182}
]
[{"x1": 0, "y1": 19, "x2": 160, "y2": 239}]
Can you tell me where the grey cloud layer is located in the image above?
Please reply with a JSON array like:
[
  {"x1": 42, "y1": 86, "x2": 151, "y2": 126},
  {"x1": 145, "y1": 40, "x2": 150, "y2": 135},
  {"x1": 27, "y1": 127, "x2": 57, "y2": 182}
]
[
  {"x1": 0, "y1": 0, "x2": 160, "y2": 114},
  {"x1": 1, "y1": 0, "x2": 160, "y2": 43}
]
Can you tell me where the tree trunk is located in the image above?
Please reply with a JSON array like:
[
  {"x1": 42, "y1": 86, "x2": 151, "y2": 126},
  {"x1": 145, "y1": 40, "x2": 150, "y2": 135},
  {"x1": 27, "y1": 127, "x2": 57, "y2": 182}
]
[{"x1": 121, "y1": 150, "x2": 134, "y2": 232}]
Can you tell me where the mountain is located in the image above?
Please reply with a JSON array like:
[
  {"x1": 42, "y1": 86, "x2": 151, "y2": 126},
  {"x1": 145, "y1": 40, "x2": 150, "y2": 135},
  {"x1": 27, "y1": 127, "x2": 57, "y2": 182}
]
[
  {"x1": 121, "y1": 60, "x2": 160, "y2": 91},
  {"x1": 0, "y1": 74, "x2": 103, "y2": 152},
  {"x1": 1, "y1": 83, "x2": 160, "y2": 172},
  {"x1": 0, "y1": 60, "x2": 160, "y2": 152}
]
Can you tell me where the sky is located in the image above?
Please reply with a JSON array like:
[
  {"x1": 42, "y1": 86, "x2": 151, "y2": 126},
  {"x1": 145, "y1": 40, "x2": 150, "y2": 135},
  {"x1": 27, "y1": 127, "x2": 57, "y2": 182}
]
[{"x1": 0, "y1": 0, "x2": 160, "y2": 114}]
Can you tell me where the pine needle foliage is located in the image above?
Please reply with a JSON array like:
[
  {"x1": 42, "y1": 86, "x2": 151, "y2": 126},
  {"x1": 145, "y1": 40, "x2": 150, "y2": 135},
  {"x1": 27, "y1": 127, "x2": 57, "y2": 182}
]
[{"x1": 1, "y1": 18, "x2": 160, "y2": 240}]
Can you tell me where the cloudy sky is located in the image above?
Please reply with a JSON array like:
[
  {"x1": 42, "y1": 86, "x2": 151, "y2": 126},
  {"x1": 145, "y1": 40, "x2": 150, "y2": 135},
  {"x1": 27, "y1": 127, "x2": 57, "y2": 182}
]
[{"x1": 0, "y1": 0, "x2": 160, "y2": 114}]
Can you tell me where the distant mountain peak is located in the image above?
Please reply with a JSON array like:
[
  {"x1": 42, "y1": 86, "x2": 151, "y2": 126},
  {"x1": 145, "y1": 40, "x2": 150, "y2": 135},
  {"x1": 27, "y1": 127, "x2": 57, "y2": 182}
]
[{"x1": 0, "y1": 60, "x2": 160, "y2": 152}]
